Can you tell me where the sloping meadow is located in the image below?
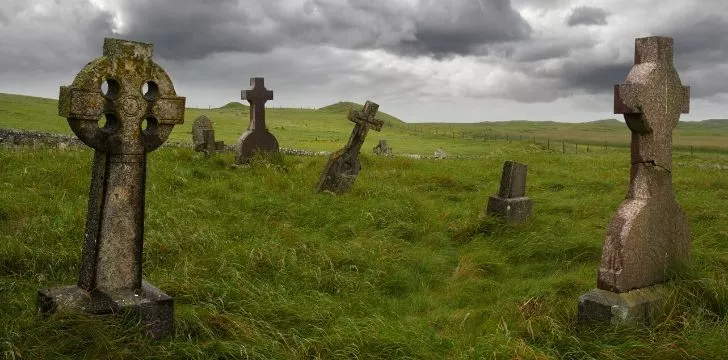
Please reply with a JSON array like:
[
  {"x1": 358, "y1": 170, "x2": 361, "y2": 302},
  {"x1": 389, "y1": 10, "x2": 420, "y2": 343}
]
[{"x1": 1, "y1": 142, "x2": 727, "y2": 359}]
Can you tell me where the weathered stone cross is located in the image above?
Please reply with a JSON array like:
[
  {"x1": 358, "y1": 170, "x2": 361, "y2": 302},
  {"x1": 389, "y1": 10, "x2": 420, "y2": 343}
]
[
  {"x1": 346, "y1": 101, "x2": 384, "y2": 151},
  {"x1": 37, "y1": 38, "x2": 185, "y2": 339},
  {"x1": 316, "y1": 101, "x2": 383, "y2": 193},
  {"x1": 579, "y1": 36, "x2": 691, "y2": 325},
  {"x1": 613, "y1": 36, "x2": 690, "y2": 173},
  {"x1": 236, "y1": 77, "x2": 278, "y2": 164}
]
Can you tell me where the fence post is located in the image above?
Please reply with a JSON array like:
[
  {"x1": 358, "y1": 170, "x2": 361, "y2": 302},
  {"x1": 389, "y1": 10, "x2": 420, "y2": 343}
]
[
  {"x1": 547, "y1": 139, "x2": 550, "y2": 150},
  {"x1": 690, "y1": 145, "x2": 693, "y2": 156},
  {"x1": 562, "y1": 141, "x2": 565, "y2": 153},
  {"x1": 575, "y1": 143, "x2": 578, "y2": 153}
]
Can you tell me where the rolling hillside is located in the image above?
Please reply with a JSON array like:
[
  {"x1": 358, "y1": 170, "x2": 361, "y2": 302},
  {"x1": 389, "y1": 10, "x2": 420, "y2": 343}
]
[{"x1": 1, "y1": 93, "x2": 726, "y2": 154}]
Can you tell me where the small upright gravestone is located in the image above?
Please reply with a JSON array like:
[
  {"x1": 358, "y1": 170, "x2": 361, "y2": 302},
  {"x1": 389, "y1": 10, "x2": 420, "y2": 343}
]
[
  {"x1": 37, "y1": 38, "x2": 185, "y2": 339},
  {"x1": 236, "y1": 77, "x2": 278, "y2": 164},
  {"x1": 372, "y1": 139, "x2": 392, "y2": 156},
  {"x1": 483, "y1": 160, "x2": 533, "y2": 223},
  {"x1": 578, "y1": 36, "x2": 691, "y2": 325},
  {"x1": 192, "y1": 115, "x2": 225, "y2": 155},
  {"x1": 316, "y1": 101, "x2": 383, "y2": 194}
]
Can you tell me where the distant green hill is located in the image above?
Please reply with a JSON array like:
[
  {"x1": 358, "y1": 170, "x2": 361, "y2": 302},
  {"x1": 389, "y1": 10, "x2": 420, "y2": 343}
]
[
  {"x1": 317, "y1": 101, "x2": 361, "y2": 113},
  {"x1": 219, "y1": 101, "x2": 248, "y2": 110},
  {"x1": 586, "y1": 118, "x2": 621, "y2": 125},
  {"x1": 318, "y1": 101, "x2": 405, "y2": 126}
]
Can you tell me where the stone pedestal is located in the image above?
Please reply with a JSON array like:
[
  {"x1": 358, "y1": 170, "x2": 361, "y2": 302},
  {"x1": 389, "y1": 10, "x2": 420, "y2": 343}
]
[
  {"x1": 578, "y1": 286, "x2": 666, "y2": 325},
  {"x1": 38, "y1": 281, "x2": 173, "y2": 339},
  {"x1": 485, "y1": 196, "x2": 533, "y2": 223}
]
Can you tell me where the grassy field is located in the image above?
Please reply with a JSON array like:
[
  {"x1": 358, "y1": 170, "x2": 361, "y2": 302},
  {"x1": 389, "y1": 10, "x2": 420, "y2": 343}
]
[
  {"x1": 1, "y1": 92, "x2": 728, "y2": 359},
  {"x1": 2, "y1": 92, "x2": 727, "y2": 156}
]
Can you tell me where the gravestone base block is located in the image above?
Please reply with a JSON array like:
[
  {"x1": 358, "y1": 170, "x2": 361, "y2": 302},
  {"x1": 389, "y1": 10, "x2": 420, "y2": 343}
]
[
  {"x1": 37, "y1": 281, "x2": 174, "y2": 339},
  {"x1": 577, "y1": 285, "x2": 667, "y2": 326},
  {"x1": 484, "y1": 196, "x2": 533, "y2": 223},
  {"x1": 236, "y1": 130, "x2": 280, "y2": 164},
  {"x1": 316, "y1": 149, "x2": 361, "y2": 194}
]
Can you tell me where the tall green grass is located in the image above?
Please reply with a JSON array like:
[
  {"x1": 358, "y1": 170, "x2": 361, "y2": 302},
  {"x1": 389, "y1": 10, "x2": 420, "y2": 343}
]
[{"x1": 1, "y1": 140, "x2": 727, "y2": 359}]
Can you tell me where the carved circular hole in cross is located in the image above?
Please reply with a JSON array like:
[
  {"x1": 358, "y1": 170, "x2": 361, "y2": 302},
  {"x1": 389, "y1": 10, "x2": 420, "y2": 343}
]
[
  {"x1": 142, "y1": 81, "x2": 160, "y2": 101},
  {"x1": 100, "y1": 79, "x2": 121, "y2": 100},
  {"x1": 99, "y1": 113, "x2": 120, "y2": 133},
  {"x1": 141, "y1": 116, "x2": 158, "y2": 135}
]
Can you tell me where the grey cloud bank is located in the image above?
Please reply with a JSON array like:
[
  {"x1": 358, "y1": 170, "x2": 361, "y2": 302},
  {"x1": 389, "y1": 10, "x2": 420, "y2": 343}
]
[{"x1": 0, "y1": 0, "x2": 727, "y2": 123}]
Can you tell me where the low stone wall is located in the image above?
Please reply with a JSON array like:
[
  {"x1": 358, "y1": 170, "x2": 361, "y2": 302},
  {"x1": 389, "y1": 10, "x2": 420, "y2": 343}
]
[
  {"x1": 0, "y1": 128, "x2": 476, "y2": 159},
  {"x1": 0, "y1": 128, "x2": 84, "y2": 149},
  {"x1": 0, "y1": 128, "x2": 333, "y2": 157}
]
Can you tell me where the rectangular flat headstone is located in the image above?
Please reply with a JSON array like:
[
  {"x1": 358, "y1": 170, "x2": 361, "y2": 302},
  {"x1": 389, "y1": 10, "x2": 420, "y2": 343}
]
[{"x1": 498, "y1": 160, "x2": 527, "y2": 198}]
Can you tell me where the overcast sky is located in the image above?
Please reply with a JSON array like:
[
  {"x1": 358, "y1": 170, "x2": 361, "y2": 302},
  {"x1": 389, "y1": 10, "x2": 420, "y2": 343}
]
[{"x1": 1, "y1": 0, "x2": 727, "y2": 123}]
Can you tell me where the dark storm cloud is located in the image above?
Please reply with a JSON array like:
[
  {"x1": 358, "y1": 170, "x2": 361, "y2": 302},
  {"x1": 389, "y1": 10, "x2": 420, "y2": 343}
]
[
  {"x1": 268, "y1": 0, "x2": 418, "y2": 52},
  {"x1": 510, "y1": 3, "x2": 728, "y2": 102},
  {"x1": 398, "y1": 0, "x2": 532, "y2": 57},
  {"x1": 2, "y1": 0, "x2": 727, "y2": 122},
  {"x1": 505, "y1": 36, "x2": 596, "y2": 63},
  {"x1": 565, "y1": 6, "x2": 610, "y2": 26},
  {"x1": 116, "y1": 0, "x2": 275, "y2": 60},
  {"x1": 559, "y1": 63, "x2": 632, "y2": 94},
  {"x1": 669, "y1": 14, "x2": 728, "y2": 65},
  {"x1": 0, "y1": 0, "x2": 115, "y2": 73},
  {"x1": 113, "y1": 0, "x2": 532, "y2": 60}
]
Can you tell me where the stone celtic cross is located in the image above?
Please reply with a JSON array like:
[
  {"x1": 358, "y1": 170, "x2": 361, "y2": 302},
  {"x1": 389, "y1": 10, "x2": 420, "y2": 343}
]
[
  {"x1": 236, "y1": 77, "x2": 278, "y2": 164},
  {"x1": 37, "y1": 38, "x2": 185, "y2": 339},
  {"x1": 316, "y1": 101, "x2": 383, "y2": 194},
  {"x1": 579, "y1": 36, "x2": 690, "y2": 324}
]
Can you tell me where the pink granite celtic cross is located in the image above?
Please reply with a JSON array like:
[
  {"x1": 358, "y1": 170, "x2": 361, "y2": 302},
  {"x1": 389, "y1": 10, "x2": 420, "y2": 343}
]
[{"x1": 598, "y1": 36, "x2": 691, "y2": 293}]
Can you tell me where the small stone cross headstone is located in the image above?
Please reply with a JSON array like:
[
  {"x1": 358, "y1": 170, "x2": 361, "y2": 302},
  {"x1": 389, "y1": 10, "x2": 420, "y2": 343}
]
[
  {"x1": 316, "y1": 101, "x2": 383, "y2": 194},
  {"x1": 236, "y1": 77, "x2": 278, "y2": 164},
  {"x1": 483, "y1": 160, "x2": 533, "y2": 223},
  {"x1": 192, "y1": 115, "x2": 225, "y2": 156},
  {"x1": 578, "y1": 36, "x2": 690, "y2": 325},
  {"x1": 37, "y1": 38, "x2": 185, "y2": 339},
  {"x1": 372, "y1": 139, "x2": 392, "y2": 156}
]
